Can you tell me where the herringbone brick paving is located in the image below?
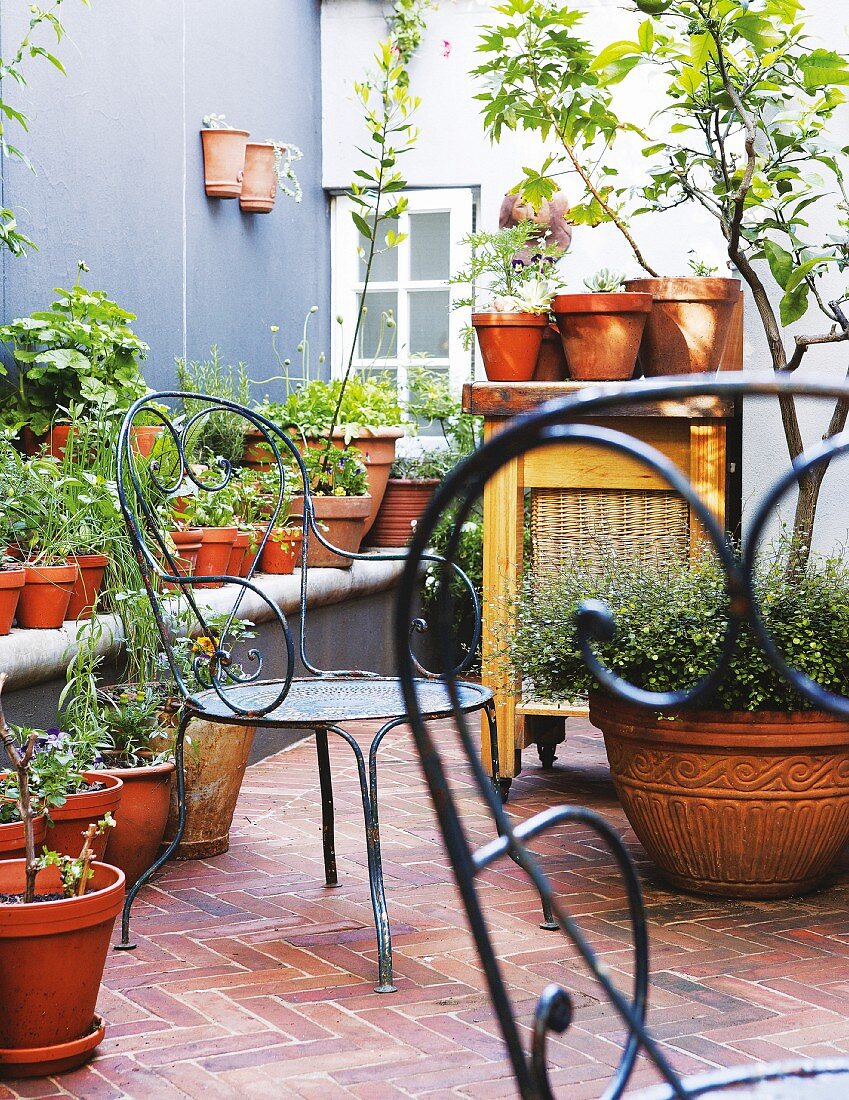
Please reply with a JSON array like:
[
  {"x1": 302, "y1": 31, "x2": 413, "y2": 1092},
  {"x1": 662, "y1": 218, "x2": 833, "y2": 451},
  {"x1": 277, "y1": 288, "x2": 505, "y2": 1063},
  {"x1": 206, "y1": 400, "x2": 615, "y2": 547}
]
[{"x1": 4, "y1": 718, "x2": 849, "y2": 1098}]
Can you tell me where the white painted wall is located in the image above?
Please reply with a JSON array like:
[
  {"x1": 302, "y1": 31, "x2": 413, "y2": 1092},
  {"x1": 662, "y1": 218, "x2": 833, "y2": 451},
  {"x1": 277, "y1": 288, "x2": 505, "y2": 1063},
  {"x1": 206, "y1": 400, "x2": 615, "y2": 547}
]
[{"x1": 322, "y1": 0, "x2": 849, "y2": 551}]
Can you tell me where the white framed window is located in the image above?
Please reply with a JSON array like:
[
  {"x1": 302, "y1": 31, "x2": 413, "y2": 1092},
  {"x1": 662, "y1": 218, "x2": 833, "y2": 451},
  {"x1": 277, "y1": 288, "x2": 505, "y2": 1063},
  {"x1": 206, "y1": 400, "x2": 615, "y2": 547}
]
[{"x1": 331, "y1": 188, "x2": 474, "y2": 400}]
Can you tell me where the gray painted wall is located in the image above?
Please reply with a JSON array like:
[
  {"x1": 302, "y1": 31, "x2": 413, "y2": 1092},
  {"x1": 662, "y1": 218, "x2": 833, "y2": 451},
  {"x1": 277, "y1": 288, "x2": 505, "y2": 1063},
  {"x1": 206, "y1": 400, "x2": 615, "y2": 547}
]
[{"x1": 0, "y1": 0, "x2": 330, "y2": 391}]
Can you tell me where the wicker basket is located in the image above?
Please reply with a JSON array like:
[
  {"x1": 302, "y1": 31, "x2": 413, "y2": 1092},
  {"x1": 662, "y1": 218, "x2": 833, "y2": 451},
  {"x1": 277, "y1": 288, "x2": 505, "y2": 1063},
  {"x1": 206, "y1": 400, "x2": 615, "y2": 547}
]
[{"x1": 530, "y1": 487, "x2": 689, "y2": 575}]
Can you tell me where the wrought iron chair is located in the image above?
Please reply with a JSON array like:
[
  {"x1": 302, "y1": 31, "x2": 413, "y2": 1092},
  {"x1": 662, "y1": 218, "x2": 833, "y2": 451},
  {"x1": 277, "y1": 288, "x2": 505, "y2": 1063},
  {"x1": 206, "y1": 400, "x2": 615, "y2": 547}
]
[
  {"x1": 394, "y1": 375, "x2": 849, "y2": 1096},
  {"x1": 114, "y1": 391, "x2": 498, "y2": 993}
]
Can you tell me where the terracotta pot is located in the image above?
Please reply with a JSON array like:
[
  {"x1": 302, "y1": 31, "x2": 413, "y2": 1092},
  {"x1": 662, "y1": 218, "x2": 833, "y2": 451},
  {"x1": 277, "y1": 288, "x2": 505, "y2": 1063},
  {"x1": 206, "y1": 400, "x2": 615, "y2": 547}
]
[
  {"x1": 47, "y1": 424, "x2": 162, "y2": 461},
  {"x1": 226, "y1": 530, "x2": 252, "y2": 576},
  {"x1": 0, "y1": 568, "x2": 25, "y2": 635},
  {"x1": 16, "y1": 562, "x2": 76, "y2": 629},
  {"x1": 533, "y1": 322, "x2": 568, "y2": 381},
  {"x1": 553, "y1": 293, "x2": 652, "y2": 381},
  {"x1": 0, "y1": 814, "x2": 47, "y2": 859},
  {"x1": 46, "y1": 423, "x2": 75, "y2": 459},
  {"x1": 624, "y1": 277, "x2": 741, "y2": 375},
  {"x1": 65, "y1": 553, "x2": 108, "y2": 621},
  {"x1": 193, "y1": 527, "x2": 238, "y2": 589},
  {"x1": 200, "y1": 128, "x2": 250, "y2": 198},
  {"x1": 162, "y1": 719, "x2": 256, "y2": 858},
  {"x1": 289, "y1": 494, "x2": 371, "y2": 568},
  {"x1": 102, "y1": 761, "x2": 176, "y2": 888},
  {"x1": 590, "y1": 693, "x2": 849, "y2": 899},
  {"x1": 46, "y1": 772, "x2": 123, "y2": 859},
  {"x1": 0, "y1": 1015, "x2": 105, "y2": 1079},
  {"x1": 239, "y1": 525, "x2": 267, "y2": 577},
  {"x1": 258, "y1": 529, "x2": 303, "y2": 574},
  {"x1": 366, "y1": 478, "x2": 440, "y2": 547},
  {"x1": 131, "y1": 425, "x2": 165, "y2": 457},
  {"x1": 333, "y1": 427, "x2": 404, "y2": 535},
  {"x1": 240, "y1": 143, "x2": 277, "y2": 213},
  {"x1": 0, "y1": 860, "x2": 123, "y2": 1070},
  {"x1": 241, "y1": 428, "x2": 278, "y2": 470},
  {"x1": 19, "y1": 427, "x2": 44, "y2": 457},
  {"x1": 472, "y1": 312, "x2": 548, "y2": 382}
]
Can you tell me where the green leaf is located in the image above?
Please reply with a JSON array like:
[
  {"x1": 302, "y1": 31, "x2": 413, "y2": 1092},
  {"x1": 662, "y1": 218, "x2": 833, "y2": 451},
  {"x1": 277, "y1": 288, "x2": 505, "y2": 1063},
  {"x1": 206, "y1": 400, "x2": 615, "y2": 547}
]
[
  {"x1": 799, "y1": 49, "x2": 849, "y2": 91},
  {"x1": 779, "y1": 281, "x2": 809, "y2": 325},
  {"x1": 762, "y1": 240, "x2": 794, "y2": 289},
  {"x1": 351, "y1": 212, "x2": 372, "y2": 240}
]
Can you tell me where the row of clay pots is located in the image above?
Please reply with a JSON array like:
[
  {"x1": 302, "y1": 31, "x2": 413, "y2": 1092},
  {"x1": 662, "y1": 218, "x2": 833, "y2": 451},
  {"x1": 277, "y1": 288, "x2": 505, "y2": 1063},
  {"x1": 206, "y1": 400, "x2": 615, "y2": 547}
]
[
  {"x1": 168, "y1": 524, "x2": 304, "y2": 586},
  {"x1": 0, "y1": 554, "x2": 109, "y2": 634},
  {"x1": 473, "y1": 277, "x2": 740, "y2": 384},
  {"x1": 200, "y1": 130, "x2": 280, "y2": 212},
  {"x1": 22, "y1": 423, "x2": 163, "y2": 461}
]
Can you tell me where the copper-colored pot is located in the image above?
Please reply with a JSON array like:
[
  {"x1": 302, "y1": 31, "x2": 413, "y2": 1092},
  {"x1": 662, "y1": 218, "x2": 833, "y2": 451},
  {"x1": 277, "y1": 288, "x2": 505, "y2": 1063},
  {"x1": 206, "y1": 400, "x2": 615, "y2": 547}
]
[
  {"x1": 472, "y1": 312, "x2": 548, "y2": 382},
  {"x1": 553, "y1": 293, "x2": 652, "y2": 381},
  {"x1": 200, "y1": 128, "x2": 250, "y2": 198}
]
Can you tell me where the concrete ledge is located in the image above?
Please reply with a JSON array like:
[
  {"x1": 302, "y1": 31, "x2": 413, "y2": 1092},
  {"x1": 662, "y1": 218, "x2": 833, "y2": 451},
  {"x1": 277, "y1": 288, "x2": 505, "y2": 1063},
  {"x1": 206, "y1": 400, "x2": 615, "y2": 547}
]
[{"x1": 0, "y1": 555, "x2": 407, "y2": 692}]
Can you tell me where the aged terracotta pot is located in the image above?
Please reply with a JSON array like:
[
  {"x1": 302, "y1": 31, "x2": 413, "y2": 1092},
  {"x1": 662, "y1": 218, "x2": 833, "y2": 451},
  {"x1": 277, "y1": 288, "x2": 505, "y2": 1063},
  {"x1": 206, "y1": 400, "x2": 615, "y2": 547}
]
[
  {"x1": 200, "y1": 128, "x2": 250, "y2": 198},
  {"x1": 46, "y1": 772, "x2": 123, "y2": 859},
  {"x1": 288, "y1": 494, "x2": 371, "y2": 568},
  {"x1": 0, "y1": 814, "x2": 47, "y2": 859},
  {"x1": 162, "y1": 719, "x2": 256, "y2": 859},
  {"x1": 240, "y1": 428, "x2": 277, "y2": 469},
  {"x1": 102, "y1": 760, "x2": 176, "y2": 888},
  {"x1": 0, "y1": 861, "x2": 123, "y2": 1075},
  {"x1": 472, "y1": 312, "x2": 548, "y2": 382},
  {"x1": 553, "y1": 293, "x2": 652, "y2": 381},
  {"x1": 0, "y1": 568, "x2": 25, "y2": 635},
  {"x1": 193, "y1": 527, "x2": 238, "y2": 588},
  {"x1": 47, "y1": 423, "x2": 162, "y2": 460},
  {"x1": 590, "y1": 693, "x2": 849, "y2": 898},
  {"x1": 16, "y1": 562, "x2": 76, "y2": 629},
  {"x1": 338, "y1": 427, "x2": 404, "y2": 535},
  {"x1": 533, "y1": 323, "x2": 568, "y2": 381},
  {"x1": 366, "y1": 478, "x2": 440, "y2": 547},
  {"x1": 240, "y1": 142, "x2": 277, "y2": 212},
  {"x1": 624, "y1": 277, "x2": 741, "y2": 375},
  {"x1": 226, "y1": 530, "x2": 252, "y2": 576},
  {"x1": 167, "y1": 527, "x2": 202, "y2": 583},
  {"x1": 66, "y1": 553, "x2": 108, "y2": 620},
  {"x1": 258, "y1": 529, "x2": 303, "y2": 574}
]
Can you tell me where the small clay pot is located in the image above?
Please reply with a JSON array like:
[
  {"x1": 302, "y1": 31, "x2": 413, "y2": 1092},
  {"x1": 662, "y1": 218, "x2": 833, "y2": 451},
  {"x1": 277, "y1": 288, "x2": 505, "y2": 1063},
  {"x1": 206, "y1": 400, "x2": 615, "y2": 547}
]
[
  {"x1": 472, "y1": 312, "x2": 548, "y2": 382},
  {"x1": 240, "y1": 143, "x2": 277, "y2": 213},
  {"x1": 130, "y1": 425, "x2": 165, "y2": 457},
  {"x1": 16, "y1": 563, "x2": 77, "y2": 629},
  {"x1": 102, "y1": 761, "x2": 176, "y2": 888},
  {"x1": 553, "y1": 293, "x2": 652, "y2": 381},
  {"x1": 0, "y1": 568, "x2": 25, "y2": 635},
  {"x1": 226, "y1": 530, "x2": 252, "y2": 576},
  {"x1": 45, "y1": 771, "x2": 124, "y2": 859},
  {"x1": 258, "y1": 529, "x2": 303, "y2": 574},
  {"x1": 66, "y1": 553, "x2": 108, "y2": 620},
  {"x1": 289, "y1": 495, "x2": 371, "y2": 569},
  {"x1": 193, "y1": 527, "x2": 238, "y2": 588},
  {"x1": 533, "y1": 323, "x2": 569, "y2": 381},
  {"x1": 200, "y1": 128, "x2": 250, "y2": 198}
]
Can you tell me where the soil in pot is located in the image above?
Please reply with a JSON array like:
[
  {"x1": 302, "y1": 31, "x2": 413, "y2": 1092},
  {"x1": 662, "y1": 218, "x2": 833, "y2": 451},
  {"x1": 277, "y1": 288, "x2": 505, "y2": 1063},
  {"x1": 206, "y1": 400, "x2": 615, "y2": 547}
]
[
  {"x1": 288, "y1": 495, "x2": 371, "y2": 568},
  {"x1": 0, "y1": 814, "x2": 47, "y2": 859},
  {"x1": 193, "y1": 527, "x2": 238, "y2": 588},
  {"x1": 16, "y1": 562, "x2": 77, "y2": 629},
  {"x1": 0, "y1": 860, "x2": 123, "y2": 1070},
  {"x1": 162, "y1": 719, "x2": 256, "y2": 858},
  {"x1": 366, "y1": 478, "x2": 440, "y2": 547},
  {"x1": 472, "y1": 312, "x2": 548, "y2": 382},
  {"x1": 65, "y1": 553, "x2": 108, "y2": 620},
  {"x1": 258, "y1": 529, "x2": 303, "y2": 574},
  {"x1": 624, "y1": 277, "x2": 741, "y2": 375},
  {"x1": 102, "y1": 760, "x2": 176, "y2": 888},
  {"x1": 200, "y1": 128, "x2": 250, "y2": 198},
  {"x1": 46, "y1": 772, "x2": 123, "y2": 859},
  {"x1": 591, "y1": 693, "x2": 849, "y2": 899},
  {"x1": 553, "y1": 293, "x2": 653, "y2": 381},
  {"x1": 0, "y1": 568, "x2": 25, "y2": 635},
  {"x1": 240, "y1": 142, "x2": 277, "y2": 212}
]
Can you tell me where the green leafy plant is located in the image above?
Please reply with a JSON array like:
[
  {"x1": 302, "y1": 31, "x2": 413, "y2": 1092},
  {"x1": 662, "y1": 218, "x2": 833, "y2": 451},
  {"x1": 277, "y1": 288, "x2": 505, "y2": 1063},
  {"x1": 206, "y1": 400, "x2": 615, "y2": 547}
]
[
  {"x1": 177, "y1": 346, "x2": 251, "y2": 465},
  {"x1": 0, "y1": 263, "x2": 149, "y2": 435},
  {"x1": 451, "y1": 223, "x2": 563, "y2": 319},
  {"x1": 36, "y1": 814, "x2": 115, "y2": 897},
  {"x1": 687, "y1": 254, "x2": 719, "y2": 278},
  {"x1": 583, "y1": 268, "x2": 626, "y2": 293},
  {"x1": 259, "y1": 374, "x2": 404, "y2": 441},
  {"x1": 301, "y1": 444, "x2": 368, "y2": 497}
]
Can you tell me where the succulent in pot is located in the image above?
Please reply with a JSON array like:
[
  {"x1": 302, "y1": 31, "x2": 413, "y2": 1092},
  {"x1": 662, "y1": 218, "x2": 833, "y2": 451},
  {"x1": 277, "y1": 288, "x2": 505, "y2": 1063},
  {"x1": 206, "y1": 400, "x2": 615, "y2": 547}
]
[{"x1": 240, "y1": 139, "x2": 303, "y2": 213}]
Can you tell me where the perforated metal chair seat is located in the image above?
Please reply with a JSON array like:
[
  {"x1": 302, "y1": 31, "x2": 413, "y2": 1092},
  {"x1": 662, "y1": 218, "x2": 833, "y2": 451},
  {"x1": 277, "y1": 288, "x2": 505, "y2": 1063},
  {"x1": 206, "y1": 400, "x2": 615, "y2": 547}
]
[{"x1": 190, "y1": 676, "x2": 493, "y2": 728}]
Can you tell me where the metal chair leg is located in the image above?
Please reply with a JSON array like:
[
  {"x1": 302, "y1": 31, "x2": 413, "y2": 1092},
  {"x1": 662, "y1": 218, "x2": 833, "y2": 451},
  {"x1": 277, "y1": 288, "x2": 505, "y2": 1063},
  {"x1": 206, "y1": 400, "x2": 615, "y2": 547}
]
[
  {"x1": 115, "y1": 710, "x2": 190, "y2": 951},
  {"x1": 315, "y1": 729, "x2": 338, "y2": 888},
  {"x1": 328, "y1": 724, "x2": 396, "y2": 994}
]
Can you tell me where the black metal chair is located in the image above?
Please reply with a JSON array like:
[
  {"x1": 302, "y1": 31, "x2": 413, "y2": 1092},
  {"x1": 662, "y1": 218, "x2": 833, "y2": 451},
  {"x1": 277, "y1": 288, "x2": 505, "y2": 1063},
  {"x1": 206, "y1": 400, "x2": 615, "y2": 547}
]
[
  {"x1": 114, "y1": 392, "x2": 498, "y2": 993},
  {"x1": 394, "y1": 375, "x2": 849, "y2": 1096}
]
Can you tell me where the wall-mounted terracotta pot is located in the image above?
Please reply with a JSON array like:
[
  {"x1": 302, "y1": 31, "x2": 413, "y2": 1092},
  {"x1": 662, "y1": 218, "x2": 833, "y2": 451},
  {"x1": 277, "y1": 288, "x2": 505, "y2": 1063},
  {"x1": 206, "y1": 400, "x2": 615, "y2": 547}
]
[
  {"x1": 0, "y1": 568, "x2": 25, "y2": 635},
  {"x1": 472, "y1": 312, "x2": 548, "y2": 382},
  {"x1": 16, "y1": 562, "x2": 77, "y2": 629},
  {"x1": 66, "y1": 553, "x2": 108, "y2": 621},
  {"x1": 553, "y1": 293, "x2": 652, "y2": 381},
  {"x1": 624, "y1": 277, "x2": 741, "y2": 375},
  {"x1": 200, "y1": 128, "x2": 250, "y2": 198},
  {"x1": 240, "y1": 143, "x2": 277, "y2": 213}
]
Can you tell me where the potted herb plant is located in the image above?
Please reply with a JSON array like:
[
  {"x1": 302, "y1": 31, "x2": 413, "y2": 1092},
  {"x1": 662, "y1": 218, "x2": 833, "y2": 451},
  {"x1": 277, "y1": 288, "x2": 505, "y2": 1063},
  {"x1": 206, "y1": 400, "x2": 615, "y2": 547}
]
[
  {"x1": 240, "y1": 140, "x2": 303, "y2": 212},
  {"x1": 176, "y1": 474, "x2": 239, "y2": 589},
  {"x1": 553, "y1": 269, "x2": 652, "y2": 381},
  {"x1": 200, "y1": 114, "x2": 250, "y2": 198},
  {"x1": 287, "y1": 444, "x2": 370, "y2": 568}
]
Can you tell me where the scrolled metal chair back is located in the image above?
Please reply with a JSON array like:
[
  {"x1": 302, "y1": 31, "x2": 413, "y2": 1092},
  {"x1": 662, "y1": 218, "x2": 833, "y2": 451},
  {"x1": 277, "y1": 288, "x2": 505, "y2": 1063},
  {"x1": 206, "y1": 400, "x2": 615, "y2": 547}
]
[{"x1": 393, "y1": 375, "x2": 849, "y2": 1099}]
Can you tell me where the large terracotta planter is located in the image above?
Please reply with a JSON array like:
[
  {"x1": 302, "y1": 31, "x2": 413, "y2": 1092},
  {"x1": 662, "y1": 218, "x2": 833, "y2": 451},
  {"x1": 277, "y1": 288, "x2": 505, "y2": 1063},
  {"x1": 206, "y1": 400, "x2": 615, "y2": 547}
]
[
  {"x1": 162, "y1": 719, "x2": 256, "y2": 859},
  {"x1": 66, "y1": 553, "x2": 108, "y2": 620},
  {"x1": 335, "y1": 427, "x2": 404, "y2": 536},
  {"x1": 240, "y1": 142, "x2": 277, "y2": 213},
  {"x1": 289, "y1": 494, "x2": 371, "y2": 568},
  {"x1": 472, "y1": 312, "x2": 548, "y2": 382},
  {"x1": 553, "y1": 293, "x2": 652, "y2": 381},
  {"x1": 16, "y1": 562, "x2": 76, "y2": 629},
  {"x1": 0, "y1": 568, "x2": 25, "y2": 635},
  {"x1": 258, "y1": 529, "x2": 303, "y2": 574},
  {"x1": 624, "y1": 277, "x2": 741, "y2": 375},
  {"x1": 590, "y1": 693, "x2": 849, "y2": 899},
  {"x1": 46, "y1": 772, "x2": 123, "y2": 859},
  {"x1": 366, "y1": 478, "x2": 440, "y2": 547},
  {"x1": 0, "y1": 814, "x2": 47, "y2": 859},
  {"x1": 200, "y1": 128, "x2": 250, "y2": 198},
  {"x1": 193, "y1": 527, "x2": 238, "y2": 588},
  {"x1": 0, "y1": 860, "x2": 123, "y2": 1076},
  {"x1": 102, "y1": 761, "x2": 176, "y2": 888}
]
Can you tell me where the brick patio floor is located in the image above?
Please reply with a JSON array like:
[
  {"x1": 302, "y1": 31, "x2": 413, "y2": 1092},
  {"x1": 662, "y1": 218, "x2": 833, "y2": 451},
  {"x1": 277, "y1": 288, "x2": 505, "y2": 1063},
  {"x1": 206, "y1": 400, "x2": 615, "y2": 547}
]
[{"x1": 5, "y1": 717, "x2": 849, "y2": 1099}]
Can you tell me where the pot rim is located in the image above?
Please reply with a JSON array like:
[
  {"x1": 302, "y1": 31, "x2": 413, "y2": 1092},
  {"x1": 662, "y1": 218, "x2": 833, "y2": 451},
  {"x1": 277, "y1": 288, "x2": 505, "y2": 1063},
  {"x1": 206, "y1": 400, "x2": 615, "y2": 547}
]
[
  {"x1": 589, "y1": 691, "x2": 849, "y2": 727},
  {"x1": 0, "y1": 569, "x2": 25, "y2": 588},
  {"x1": 98, "y1": 760, "x2": 176, "y2": 780},
  {"x1": 624, "y1": 276, "x2": 742, "y2": 302},
  {"x1": 0, "y1": 861, "x2": 125, "y2": 934},
  {"x1": 553, "y1": 293, "x2": 653, "y2": 314},
  {"x1": 472, "y1": 311, "x2": 549, "y2": 327},
  {"x1": 22, "y1": 563, "x2": 78, "y2": 583},
  {"x1": 200, "y1": 127, "x2": 250, "y2": 138},
  {"x1": 66, "y1": 553, "x2": 109, "y2": 567}
]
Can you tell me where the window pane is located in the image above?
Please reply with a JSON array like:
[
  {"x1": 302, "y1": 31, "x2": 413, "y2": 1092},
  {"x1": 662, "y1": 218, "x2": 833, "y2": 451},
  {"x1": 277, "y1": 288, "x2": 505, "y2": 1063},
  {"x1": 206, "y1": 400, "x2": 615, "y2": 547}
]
[
  {"x1": 358, "y1": 218, "x2": 399, "y2": 282},
  {"x1": 357, "y1": 291, "x2": 398, "y2": 361},
  {"x1": 409, "y1": 289, "x2": 450, "y2": 358},
  {"x1": 410, "y1": 212, "x2": 450, "y2": 281}
]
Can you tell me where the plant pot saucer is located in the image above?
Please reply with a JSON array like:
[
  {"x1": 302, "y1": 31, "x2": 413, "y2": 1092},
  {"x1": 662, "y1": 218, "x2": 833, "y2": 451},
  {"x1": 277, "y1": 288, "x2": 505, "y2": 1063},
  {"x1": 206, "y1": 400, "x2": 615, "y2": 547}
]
[{"x1": 0, "y1": 1015, "x2": 105, "y2": 1078}]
